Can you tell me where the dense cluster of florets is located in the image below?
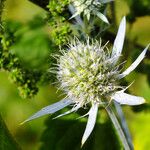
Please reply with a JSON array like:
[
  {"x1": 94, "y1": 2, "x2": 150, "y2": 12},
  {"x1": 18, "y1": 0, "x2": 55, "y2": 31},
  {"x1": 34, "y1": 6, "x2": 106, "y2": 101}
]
[{"x1": 57, "y1": 39, "x2": 123, "y2": 106}]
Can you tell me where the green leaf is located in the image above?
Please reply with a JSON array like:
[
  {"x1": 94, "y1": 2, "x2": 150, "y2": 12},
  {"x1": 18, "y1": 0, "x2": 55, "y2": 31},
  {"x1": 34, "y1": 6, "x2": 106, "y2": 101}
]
[
  {"x1": 9, "y1": 18, "x2": 50, "y2": 70},
  {"x1": 0, "y1": 115, "x2": 21, "y2": 150},
  {"x1": 40, "y1": 110, "x2": 122, "y2": 150}
]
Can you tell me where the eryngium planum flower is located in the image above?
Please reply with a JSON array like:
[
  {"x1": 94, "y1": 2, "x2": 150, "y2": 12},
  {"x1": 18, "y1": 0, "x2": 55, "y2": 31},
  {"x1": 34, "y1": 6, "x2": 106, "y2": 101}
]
[
  {"x1": 23, "y1": 17, "x2": 149, "y2": 146},
  {"x1": 70, "y1": 0, "x2": 114, "y2": 23}
]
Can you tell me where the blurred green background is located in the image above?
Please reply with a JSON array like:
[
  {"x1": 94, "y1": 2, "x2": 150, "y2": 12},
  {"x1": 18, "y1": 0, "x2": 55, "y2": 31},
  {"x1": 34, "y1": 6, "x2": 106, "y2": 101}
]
[{"x1": 0, "y1": 0, "x2": 150, "y2": 150}]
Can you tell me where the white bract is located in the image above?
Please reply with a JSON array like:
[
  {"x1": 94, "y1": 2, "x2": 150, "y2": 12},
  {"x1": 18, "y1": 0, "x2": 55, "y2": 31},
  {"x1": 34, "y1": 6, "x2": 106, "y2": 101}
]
[
  {"x1": 70, "y1": 0, "x2": 113, "y2": 23},
  {"x1": 23, "y1": 17, "x2": 149, "y2": 146}
]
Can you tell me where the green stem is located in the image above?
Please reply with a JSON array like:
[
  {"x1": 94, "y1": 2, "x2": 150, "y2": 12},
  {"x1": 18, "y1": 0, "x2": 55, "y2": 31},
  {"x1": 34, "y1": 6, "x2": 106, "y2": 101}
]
[
  {"x1": 105, "y1": 106, "x2": 131, "y2": 150},
  {"x1": 110, "y1": 0, "x2": 117, "y2": 29},
  {"x1": 0, "y1": 114, "x2": 21, "y2": 150},
  {"x1": 114, "y1": 102, "x2": 134, "y2": 150}
]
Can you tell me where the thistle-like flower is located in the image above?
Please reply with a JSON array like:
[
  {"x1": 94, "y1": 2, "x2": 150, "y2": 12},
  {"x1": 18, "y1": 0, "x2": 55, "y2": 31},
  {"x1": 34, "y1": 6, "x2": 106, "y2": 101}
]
[
  {"x1": 70, "y1": 0, "x2": 113, "y2": 23},
  {"x1": 23, "y1": 17, "x2": 149, "y2": 146}
]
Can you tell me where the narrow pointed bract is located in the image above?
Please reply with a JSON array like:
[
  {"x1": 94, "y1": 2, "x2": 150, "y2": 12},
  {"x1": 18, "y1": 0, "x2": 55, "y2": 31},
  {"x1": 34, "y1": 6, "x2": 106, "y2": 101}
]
[
  {"x1": 111, "y1": 17, "x2": 126, "y2": 64},
  {"x1": 111, "y1": 91, "x2": 145, "y2": 105},
  {"x1": 22, "y1": 99, "x2": 72, "y2": 124},
  {"x1": 118, "y1": 44, "x2": 149, "y2": 79},
  {"x1": 53, "y1": 104, "x2": 81, "y2": 119},
  {"x1": 81, "y1": 103, "x2": 98, "y2": 146},
  {"x1": 95, "y1": 11, "x2": 109, "y2": 24},
  {"x1": 100, "y1": 0, "x2": 114, "y2": 4}
]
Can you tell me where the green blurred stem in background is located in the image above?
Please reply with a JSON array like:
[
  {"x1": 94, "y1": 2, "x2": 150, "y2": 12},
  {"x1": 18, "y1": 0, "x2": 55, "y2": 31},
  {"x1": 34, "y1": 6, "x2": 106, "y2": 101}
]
[{"x1": 0, "y1": 114, "x2": 21, "y2": 150}]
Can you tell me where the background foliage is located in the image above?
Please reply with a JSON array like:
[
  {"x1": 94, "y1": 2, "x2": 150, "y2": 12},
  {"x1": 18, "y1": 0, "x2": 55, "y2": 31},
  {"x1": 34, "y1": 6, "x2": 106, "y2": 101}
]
[{"x1": 0, "y1": 0, "x2": 150, "y2": 150}]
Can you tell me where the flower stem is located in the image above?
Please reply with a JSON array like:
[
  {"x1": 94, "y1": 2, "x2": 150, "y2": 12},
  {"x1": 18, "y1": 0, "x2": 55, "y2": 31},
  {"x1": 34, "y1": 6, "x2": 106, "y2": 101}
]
[
  {"x1": 105, "y1": 106, "x2": 131, "y2": 150},
  {"x1": 114, "y1": 102, "x2": 134, "y2": 150},
  {"x1": 68, "y1": 4, "x2": 84, "y2": 27}
]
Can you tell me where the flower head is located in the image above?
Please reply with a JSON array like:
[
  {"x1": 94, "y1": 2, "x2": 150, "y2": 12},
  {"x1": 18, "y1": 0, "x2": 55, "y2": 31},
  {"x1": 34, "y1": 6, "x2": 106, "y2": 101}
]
[
  {"x1": 23, "y1": 17, "x2": 149, "y2": 146},
  {"x1": 57, "y1": 38, "x2": 122, "y2": 107},
  {"x1": 70, "y1": 0, "x2": 113, "y2": 23}
]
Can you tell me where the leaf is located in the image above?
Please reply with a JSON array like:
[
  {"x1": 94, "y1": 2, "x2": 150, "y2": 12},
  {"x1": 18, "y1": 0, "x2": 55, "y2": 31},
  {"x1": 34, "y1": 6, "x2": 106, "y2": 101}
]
[
  {"x1": 0, "y1": 115, "x2": 21, "y2": 150},
  {"x1": 40, "y1": 109, "x2": 122, "y2": 150},
  {"x1": 8, "y1": 17, "x2": 50, "y2": 70}
]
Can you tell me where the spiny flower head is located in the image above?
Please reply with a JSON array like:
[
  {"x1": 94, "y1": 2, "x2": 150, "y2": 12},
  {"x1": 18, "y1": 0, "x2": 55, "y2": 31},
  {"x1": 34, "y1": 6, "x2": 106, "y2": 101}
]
[
  {"x1": 23, "y1": 17, "x2": 149, "y2": 146},
  {"x1": 57, "y1": 39, "x2": 122, "y2": 107},
  {"x1": 70, "y1": 0, "x2": 113, "y2": 23}
]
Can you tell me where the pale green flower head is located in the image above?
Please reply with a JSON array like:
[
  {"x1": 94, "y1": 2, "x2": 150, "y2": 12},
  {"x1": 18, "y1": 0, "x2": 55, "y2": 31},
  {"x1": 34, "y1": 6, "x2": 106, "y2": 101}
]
[
  {"x1": 70, "y1": 0, "x2": 114, "y2": 23},
  {"x1": 57, "y1": 38, "x2": 122, "y2": 107},
  {"x1": 22, "y1": 17, "x2": 149, "y2": 146}
]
